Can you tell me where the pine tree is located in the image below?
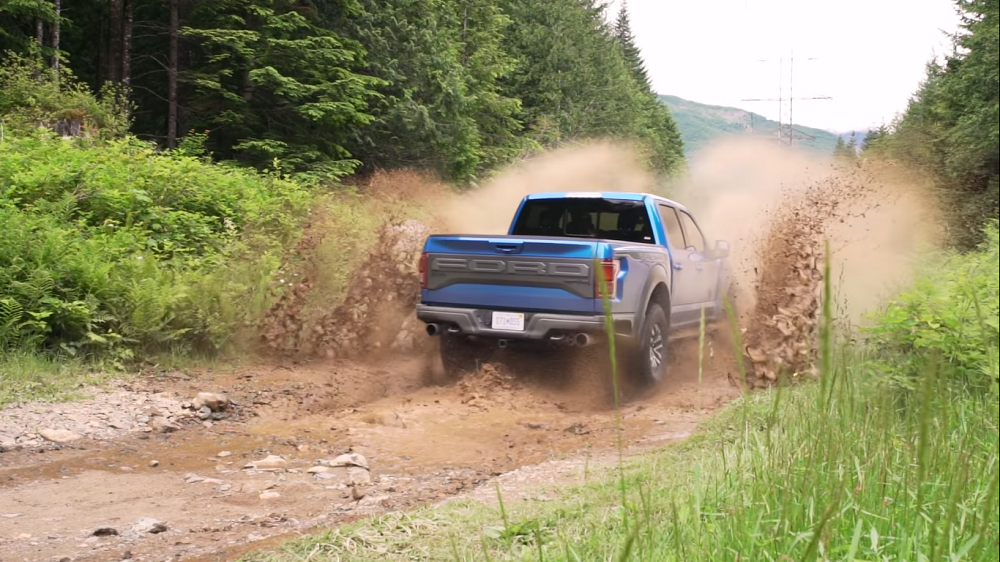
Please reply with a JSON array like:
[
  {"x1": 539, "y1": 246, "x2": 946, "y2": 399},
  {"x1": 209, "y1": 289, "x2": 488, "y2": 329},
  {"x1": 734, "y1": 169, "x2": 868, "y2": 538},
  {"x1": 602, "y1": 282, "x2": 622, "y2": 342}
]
[
  {"x1": 611, "y1": 0, "x2": 685, "y2": 173},
  {"x1": 180, "y1": 0, "x2": 380, "y2": 178},
  {"x1": 339, "y1": 0, "x2": 524, "y2": 182},
  {"x1": 833, "y1": 136, "x2": 847, "y2": 159},
  {"x1": 613, "y1": 1, "x2": 651, "y2": 91}
]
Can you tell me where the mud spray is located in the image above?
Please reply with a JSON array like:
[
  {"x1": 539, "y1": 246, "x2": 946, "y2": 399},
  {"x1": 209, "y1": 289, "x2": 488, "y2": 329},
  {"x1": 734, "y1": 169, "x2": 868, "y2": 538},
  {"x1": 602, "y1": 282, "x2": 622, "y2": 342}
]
[{"x1": 258, "y1": 138, "x2": 941, "y2": 398}]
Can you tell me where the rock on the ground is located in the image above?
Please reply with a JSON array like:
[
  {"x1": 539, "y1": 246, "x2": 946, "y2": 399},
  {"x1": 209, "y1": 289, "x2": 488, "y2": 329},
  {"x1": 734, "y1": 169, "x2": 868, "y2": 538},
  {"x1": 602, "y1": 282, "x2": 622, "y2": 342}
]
[
  {"x1": 259, "y1": 491, "x2": 281, "y2": 500},
  {"x1": 192, "y1": 392, "x2": 228, "y2": 412},
  {"x1": 149, "y1": 417, "x2": 180, "y2": 433},
  {"x1": 246, "y1": 455, "x2": 287, "y2": 470},
  {"x1": 348, "y1": 467, "x2": 372, "y2": 486},
  {"x1": 1, "y1": 432, "x2": 19, "y2": 449},
  {"x1": 359, "y1": 493, "x2": 389, "y2": 507},
  {"x1": 185, "y1": 473, "x2": 225, "y2": 485},
  {"x1": 131, "y1": 518, "x2": 167, "y2": 534},
  {"x1": 38, "y1": 428, "x2": 82, "y2": 444},
  {"x1": 328, "y1": 452, "x2": 369, "y2": 470}
]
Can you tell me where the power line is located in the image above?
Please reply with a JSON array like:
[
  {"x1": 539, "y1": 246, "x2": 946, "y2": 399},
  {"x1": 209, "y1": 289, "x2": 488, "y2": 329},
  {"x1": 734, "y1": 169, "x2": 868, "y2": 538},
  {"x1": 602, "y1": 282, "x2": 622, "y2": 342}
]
[{"x1": 741, "y1": 52, "x2": 832, "y2": 145}]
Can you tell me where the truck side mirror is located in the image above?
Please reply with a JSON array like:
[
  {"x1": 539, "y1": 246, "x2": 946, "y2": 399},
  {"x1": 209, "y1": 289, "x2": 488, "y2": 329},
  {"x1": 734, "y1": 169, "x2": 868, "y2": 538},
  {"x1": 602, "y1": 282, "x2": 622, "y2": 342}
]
[{"x1": 714, "y1": 240, "x2": 730, "y2": 258}]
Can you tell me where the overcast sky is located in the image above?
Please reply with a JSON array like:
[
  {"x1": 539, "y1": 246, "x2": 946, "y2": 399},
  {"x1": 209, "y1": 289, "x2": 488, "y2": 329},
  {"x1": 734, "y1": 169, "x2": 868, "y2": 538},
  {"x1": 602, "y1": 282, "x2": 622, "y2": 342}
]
[{"x1": 611, "y1": 0, "x2": 961, "y2": 132}]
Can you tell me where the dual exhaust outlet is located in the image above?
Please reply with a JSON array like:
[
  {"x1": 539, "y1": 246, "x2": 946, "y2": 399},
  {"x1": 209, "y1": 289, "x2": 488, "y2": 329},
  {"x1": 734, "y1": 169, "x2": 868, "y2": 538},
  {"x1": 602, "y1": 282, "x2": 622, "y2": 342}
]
[{"x1": 425, "y1": 323, "x2": 596, "y2": 347}]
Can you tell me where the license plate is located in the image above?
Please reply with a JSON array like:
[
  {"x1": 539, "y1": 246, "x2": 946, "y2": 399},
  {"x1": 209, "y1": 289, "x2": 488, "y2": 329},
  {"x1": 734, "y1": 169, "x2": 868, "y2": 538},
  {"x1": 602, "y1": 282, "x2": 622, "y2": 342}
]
[{"x1": 492, "y1": 311, "x2": 525, "y2": 332}]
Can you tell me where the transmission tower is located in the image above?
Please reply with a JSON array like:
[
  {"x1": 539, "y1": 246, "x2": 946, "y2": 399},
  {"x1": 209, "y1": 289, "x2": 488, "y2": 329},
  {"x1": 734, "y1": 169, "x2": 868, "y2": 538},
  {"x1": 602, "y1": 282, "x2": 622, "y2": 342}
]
[{"x1": 741, "y1": 51, "x2": 831, "y2": 146}]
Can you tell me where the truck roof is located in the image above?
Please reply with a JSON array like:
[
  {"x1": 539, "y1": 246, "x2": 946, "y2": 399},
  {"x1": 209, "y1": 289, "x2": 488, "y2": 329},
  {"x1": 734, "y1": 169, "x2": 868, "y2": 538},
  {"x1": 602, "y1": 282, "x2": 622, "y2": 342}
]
[{"x1": 524, "y1": 191, "x2": 689, "y2": 211}]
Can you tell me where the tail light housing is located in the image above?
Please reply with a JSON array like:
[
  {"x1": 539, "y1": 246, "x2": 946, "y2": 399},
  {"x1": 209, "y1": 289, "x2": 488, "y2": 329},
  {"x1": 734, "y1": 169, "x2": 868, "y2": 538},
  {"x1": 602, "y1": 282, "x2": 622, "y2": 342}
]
[
  {"x1": 419, "y1": 252, "x2": 429, "y2": 289},
  {"x1": 595, "y1": 258, "x2": 620, "y2": 299}
]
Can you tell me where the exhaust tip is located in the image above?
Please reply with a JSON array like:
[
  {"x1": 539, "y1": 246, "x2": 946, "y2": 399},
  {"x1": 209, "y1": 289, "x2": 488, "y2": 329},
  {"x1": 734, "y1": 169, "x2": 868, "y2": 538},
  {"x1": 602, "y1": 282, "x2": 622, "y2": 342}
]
[
  {"x1": 426, "y1": 323, "x2": 441, "y2": 336},
  {"x1": 574, "y1": 333, "x2": 591, "y2": 346}
]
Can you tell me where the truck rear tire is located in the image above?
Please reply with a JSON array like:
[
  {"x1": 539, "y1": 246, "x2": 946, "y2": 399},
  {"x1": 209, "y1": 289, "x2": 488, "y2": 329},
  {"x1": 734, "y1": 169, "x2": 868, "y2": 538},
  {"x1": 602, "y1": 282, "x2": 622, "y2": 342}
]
[
  {"x1": 635, "y1": 302, "x2": 669, "y2": 385},
  {"x1": 438, "y1": 332, "x2": 489, "y2": 380}
]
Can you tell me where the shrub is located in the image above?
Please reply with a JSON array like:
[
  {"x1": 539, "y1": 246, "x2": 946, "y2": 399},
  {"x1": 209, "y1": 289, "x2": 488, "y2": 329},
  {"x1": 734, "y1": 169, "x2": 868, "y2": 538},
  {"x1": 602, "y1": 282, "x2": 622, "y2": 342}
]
[
  {"x1": 0, "y1": 131, "x2": 312, "y2": 361},
  {"x1": 0, "y1": 51, "x2": 131, "y2": 139},
  {"x1": 865, "y1": 221, "x2": 999, "y2": 392}
]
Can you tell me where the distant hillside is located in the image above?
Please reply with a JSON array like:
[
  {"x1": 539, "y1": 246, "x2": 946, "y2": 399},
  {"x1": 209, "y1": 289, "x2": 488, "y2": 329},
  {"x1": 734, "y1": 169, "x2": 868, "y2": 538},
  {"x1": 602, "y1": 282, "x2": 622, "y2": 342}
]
[{"x1": 659, "y1": 95, "x2": 862, "y2": 155}]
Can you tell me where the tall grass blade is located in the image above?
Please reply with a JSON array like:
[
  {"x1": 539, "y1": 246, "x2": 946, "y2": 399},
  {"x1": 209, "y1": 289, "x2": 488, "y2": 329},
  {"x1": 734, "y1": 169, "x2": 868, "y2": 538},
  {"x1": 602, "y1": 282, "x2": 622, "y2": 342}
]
[{"x1": 594, "y1": 256, "x2": 627, "y2": 515}]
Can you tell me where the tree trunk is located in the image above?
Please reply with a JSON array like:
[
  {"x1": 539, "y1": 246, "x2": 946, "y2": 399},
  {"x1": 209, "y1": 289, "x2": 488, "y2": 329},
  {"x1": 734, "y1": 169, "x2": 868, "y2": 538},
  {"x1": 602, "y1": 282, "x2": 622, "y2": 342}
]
[
  {"x1": 51, "y1": 0, "x2": 61, "y2": 71},
  {"x1": 122, "y1": 0, "x2": 133, "y2": 88},
  {"x1": 461, "y1": 5, "x2": 469, "y2": 67},
  {"x1": 167, "y1": 0, "x2": 179, "y2": 148},
  {"x1": 35, "y1": 18, "x2": 44, "y2": 49},
  {"x1": 109, "y1": 0, "x2": 123, "y2": 83}
]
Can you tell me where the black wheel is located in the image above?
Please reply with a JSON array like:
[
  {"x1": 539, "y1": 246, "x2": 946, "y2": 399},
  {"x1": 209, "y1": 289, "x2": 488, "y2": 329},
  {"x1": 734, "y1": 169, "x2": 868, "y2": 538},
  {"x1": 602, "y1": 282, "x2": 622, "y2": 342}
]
[
  {"x1": 635, "y1": 302, "x2": 669, "y2": 385},
  {"x1": 439, "y1": 332, "x2": 489, "y2": 380}
]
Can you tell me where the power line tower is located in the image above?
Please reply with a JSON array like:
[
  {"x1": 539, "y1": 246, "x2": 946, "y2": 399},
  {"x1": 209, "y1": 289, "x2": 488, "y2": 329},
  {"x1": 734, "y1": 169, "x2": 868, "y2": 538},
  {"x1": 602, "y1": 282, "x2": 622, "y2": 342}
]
[{"x1": 741, "y1": 51, "x2": 831, "y2": 146}]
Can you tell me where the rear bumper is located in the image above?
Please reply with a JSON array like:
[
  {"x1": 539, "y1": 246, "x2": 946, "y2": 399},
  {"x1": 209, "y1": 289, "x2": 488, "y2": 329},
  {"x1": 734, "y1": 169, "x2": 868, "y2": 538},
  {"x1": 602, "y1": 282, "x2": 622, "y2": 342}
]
[{"x1": 416, "y1": 304, "x2": 635, "y2": 339}]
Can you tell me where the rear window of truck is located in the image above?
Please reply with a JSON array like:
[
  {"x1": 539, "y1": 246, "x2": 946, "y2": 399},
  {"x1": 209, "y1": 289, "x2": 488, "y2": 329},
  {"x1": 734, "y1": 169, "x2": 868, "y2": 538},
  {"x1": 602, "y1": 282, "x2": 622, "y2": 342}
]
[{"x1": 511, "y1": 198, "x2": 654, "y2": 244}]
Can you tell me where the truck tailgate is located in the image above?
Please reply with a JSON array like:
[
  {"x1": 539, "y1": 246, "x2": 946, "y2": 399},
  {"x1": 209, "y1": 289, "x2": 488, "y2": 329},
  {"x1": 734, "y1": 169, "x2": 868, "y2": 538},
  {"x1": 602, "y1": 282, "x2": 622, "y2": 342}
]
[{"x1": 421, "y1": 236, "x2": 605, "y2": 314}]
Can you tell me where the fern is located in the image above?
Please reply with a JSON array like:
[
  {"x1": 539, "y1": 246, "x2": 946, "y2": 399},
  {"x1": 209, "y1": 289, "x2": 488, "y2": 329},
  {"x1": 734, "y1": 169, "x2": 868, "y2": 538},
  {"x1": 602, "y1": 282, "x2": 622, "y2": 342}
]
[{"x1": 0, "y1": 297, "x2": 24, "y2": 350}]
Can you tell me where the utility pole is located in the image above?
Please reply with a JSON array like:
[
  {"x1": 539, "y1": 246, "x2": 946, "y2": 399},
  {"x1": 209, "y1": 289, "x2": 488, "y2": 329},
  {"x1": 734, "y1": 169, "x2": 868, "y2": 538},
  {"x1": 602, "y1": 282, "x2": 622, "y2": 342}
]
[{"x1": 741, "y1": 52, "x2": 831, "y2": 146}]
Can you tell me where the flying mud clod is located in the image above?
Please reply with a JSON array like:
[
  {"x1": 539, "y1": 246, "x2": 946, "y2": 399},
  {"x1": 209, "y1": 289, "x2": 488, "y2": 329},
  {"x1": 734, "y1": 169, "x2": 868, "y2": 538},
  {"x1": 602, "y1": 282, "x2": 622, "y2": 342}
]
[{"x1": 259, "y1": 216, "x2": 433, "y2": 361}]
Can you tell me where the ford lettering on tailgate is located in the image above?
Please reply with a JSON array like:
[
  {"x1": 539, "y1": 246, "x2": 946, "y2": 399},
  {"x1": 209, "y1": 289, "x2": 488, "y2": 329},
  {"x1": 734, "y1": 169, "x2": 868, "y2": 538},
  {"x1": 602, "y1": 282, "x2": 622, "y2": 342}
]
[
  {"x1": 425, "y1": 254, "x2": 593, "y2": 298},
  {"x1": 432, "y1": 257, "x2": 588, "y2": 277}
]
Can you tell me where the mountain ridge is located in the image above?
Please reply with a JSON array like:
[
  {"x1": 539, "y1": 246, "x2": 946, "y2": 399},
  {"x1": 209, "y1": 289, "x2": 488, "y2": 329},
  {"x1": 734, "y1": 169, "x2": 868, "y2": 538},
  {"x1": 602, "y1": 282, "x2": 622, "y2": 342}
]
[{"x1": 659, "y1": 94, "x2": 866, "y2": 155}]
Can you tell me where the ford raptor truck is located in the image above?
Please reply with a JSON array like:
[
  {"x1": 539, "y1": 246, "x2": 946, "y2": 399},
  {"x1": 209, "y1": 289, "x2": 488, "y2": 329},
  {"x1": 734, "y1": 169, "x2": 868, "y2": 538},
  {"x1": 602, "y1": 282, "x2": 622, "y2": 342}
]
[{"x1": 416, "y1": 192, "x2": 731, "y2": 384}]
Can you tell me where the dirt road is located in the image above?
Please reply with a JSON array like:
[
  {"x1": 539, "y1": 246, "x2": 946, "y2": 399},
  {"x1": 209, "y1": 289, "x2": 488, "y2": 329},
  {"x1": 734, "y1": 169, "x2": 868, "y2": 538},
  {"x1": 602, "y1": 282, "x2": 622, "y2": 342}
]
[{"x1": 0, "y1": 334, "x2": 741, "y2": 562}]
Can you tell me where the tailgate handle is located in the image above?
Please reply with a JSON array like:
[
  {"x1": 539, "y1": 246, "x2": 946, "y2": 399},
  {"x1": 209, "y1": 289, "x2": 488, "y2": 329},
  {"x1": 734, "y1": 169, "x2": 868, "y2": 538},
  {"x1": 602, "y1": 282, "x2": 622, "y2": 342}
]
[{"x1": 491, "y1": 242, "x2": 523, "y2": 254}]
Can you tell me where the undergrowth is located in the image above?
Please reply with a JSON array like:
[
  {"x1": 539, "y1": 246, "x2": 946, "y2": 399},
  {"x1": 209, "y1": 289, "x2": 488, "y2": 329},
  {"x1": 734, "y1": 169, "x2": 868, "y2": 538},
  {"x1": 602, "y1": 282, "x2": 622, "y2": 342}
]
[
  {"x1": 244, "y1": 224, "x2": 1000, "y2": 562},
  {"x1": 0, "y1": 131, "x2": 313, "y2": 368}
]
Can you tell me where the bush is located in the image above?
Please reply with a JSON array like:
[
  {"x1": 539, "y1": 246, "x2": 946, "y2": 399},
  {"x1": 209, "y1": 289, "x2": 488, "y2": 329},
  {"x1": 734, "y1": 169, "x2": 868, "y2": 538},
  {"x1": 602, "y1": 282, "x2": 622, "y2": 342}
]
[
  {"x1": 0, "y1": 131, "x2": 312, "y2": 362},
  {"x1": 865, "y1": 221, "x2": 999, "y2": 392},
  {"x1": 0, "y1": 51, "x2": 131, "y2": 139}
]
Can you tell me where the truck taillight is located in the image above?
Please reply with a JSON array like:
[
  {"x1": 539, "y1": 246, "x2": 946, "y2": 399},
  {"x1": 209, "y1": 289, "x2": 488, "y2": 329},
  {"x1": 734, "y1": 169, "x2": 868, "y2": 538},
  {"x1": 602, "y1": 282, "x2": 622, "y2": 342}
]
[
  {"x1": 419, "y1": 252, "x2": 429, "y2": 289},
  {"x1": 595, "y1": 258, "x2": 620, "y2": 299}
]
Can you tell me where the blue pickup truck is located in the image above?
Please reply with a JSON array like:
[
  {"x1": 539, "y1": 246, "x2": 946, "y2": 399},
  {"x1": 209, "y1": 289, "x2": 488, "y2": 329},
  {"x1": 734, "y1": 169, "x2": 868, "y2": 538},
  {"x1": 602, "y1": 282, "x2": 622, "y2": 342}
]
[{"x1": 416, "y1": 191, "x2": 731, "y2": 385}]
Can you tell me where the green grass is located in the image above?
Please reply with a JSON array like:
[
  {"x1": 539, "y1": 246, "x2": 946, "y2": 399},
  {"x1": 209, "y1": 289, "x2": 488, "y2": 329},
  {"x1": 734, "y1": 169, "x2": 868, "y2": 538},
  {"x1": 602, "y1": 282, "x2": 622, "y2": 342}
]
[
  {"x1": 242, "y1": 228, "x2": 1000, "y2": 562},
  {"x1": 0, "y1": 351, "x2": 117, "y2": 406}
]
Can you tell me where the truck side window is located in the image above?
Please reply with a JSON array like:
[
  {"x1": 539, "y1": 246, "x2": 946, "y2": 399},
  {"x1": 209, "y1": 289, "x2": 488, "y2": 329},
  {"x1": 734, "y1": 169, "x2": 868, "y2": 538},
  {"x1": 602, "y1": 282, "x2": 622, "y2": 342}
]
[
  {"x1": 658, "y1": 205, "x2": 685, "y2": 249},
  {"x1": 678, "y1": 211, "x2": 706, "y2": 253}
]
